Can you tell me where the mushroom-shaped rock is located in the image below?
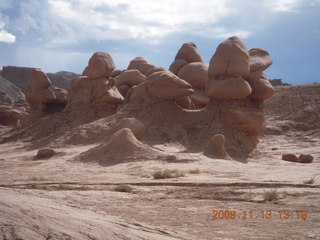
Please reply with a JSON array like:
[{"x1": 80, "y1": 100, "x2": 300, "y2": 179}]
[
  {"x1": 127, "y1": 57, "x2": 147, "y2": 70},
  {"x1": 249, "y1": 48, "x2": 272, "y2": 72},
  {"x1": 115, "y1": 70, "x2": 146, "y2": 87},
  {"x1": 177, "y1": 62, "x2": 208, "y2": 89},
  {"x1": 175, "y1": 42, "x2": 203, "y2": 63},
  {"x1": 204, "y1": 134, "x2": 232, "y2": 160},
  {"x1": 67, "y1": 76, "x2": 92, "y2": 105},
  {"x1": 87, "y1": 52, "x2": 115, "y2": 80},
  {"x1": 169, "y1": 59, "x2": 188, "y2": 75},
  {"x1": 208, "y1": 36, "x2": 250, "y2": 78},
  {"x1": 282, "y1": 154, "x2": 299, "y2": 162},
  {"x1": 26, "y1": 69, "x2": 56, "y2": 111},
  {"x1": 206, "y1": 77, "x2": 252, "y2": 99},
  {"x1": 36, "y1": 148, "x2": 55, "y2": 159},
  {"x1": 245, "y1": 71, "x2": 275, "y2": 99},
  {"x1": 146, "y1": 71, "x2": 194, "y2": 100},
  {"x1": 145, "y1": 67, "x2": 166, "y2": 76},
  {"x1": 298, "y1": 154, "x2": 313, "y2": 163},
  {"x1": 110, "y1": 118, "x2": 146, "y2": 140}
]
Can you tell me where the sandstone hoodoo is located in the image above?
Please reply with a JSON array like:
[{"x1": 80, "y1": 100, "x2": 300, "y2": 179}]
[{"x1": 3, "y1": 36, "x2": 275, "y2": 160}]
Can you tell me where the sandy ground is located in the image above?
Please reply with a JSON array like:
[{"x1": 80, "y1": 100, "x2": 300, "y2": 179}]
[{"x1": 0, "y1": 125, "x2": 319, "y2": 240}]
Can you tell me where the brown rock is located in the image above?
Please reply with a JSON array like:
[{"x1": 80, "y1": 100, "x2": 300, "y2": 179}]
[
  {"x1": 36, "y1": 148, "x2": 55, "y2": 158},
  {"x1": 190, "y1": 90, "x2": 210, "y2": 107},
  {"x1": 208, "y1": 36, "x2": 250, "y2": 78},
  {"x1": 282, "y1": 154, "x2": 299, "y2": 162},
  {"x1": 145, "y1": 67, "x2": 166, "y2": 76},
  {"x1": 117, "y1": 84, "x2": 130, "y2": 97},
  {"x1": 26, "y1": 69, "x2": 56, "y2": 111},
  {"x1": 0, "y1": 105, "x2": 27, "y2": 127},
  {"x1": 115, "y1": 70, "x2": 146, "y2": 87},
  {"x1": 169, "y1": 59, "x2": 188, "y2": 75},
  {"x1": 298, "y1": 154, "x2": 313, "y2": 163},
  {"x1": 52, "y1": 88, "x2": 68, "y2": 104},
  {"x1": 111, "y1": 69, "x2": 124, "y2": 78},
  {"x1": 174, "y1": 42, "x2": 203, "y2": 63},
  {"x1": 110, "y1": 118, "x2": 146, "y2": 140},
  {"x1": 86, "y1": 52, "x2": 115, "y2": 80},
  {"x1": 249, "y1": 48, "x2": 272, "y2": 72},
  {"x1": 146, "y1": 71, "x2": 194, "y2": 100},
  {"x1": 206, "y1": 77, "x2": 252, "y2": 99},
  {"x1": 245, "y1": 71, "x2": 275, "y2": 99},
  {"x1": 176, "y1": 96, "x2": 195, "y2": 110},
  {"x1": 136, "y1": 62, "x2": 155, "y2": 75},
  {"x1": 177, "y1": 62, "x2": 208, "y2": 89},
  {"x1": 204, "y1": 134, "x2": 232, "y2": 160},
  {"x1": 127, "y1": 57, "x2": 147, "y2": 70}
]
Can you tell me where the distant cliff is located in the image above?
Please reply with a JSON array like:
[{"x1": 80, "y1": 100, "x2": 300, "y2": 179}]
[{"x1": 1, "y1": 66, "x2": 80, "y2": 93}]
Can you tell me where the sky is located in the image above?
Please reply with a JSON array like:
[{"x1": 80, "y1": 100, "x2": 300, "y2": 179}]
[{"x1": 0, "y1": 0, "x2": 319, "y2": 84}]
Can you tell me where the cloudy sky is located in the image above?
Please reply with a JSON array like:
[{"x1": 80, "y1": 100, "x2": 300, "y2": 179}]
[{"x1": 0, "y1": 0, "x2": 319, "y2": 84}]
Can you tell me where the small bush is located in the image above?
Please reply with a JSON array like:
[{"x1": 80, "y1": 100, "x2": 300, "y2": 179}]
[
  {"x1": 303, "y1": 177, "x2": 315, "y2": 184},
  {"x1": 113, "y1": 184, "x2": 133, "y2": 193},
  {"x1": 188, "y1": 168, "x2": 201, "y2": 174},
  {"x1": 152, "y1": 169, "x2": 185, "y2": 179},
  {"x1": 263, "y1": 189, "x2": 279, "y2": 202}
]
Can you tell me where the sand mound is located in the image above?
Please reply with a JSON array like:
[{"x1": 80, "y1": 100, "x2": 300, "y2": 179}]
[{"x1": 78, "y1": 128, "x2": 164, "y2": 165}]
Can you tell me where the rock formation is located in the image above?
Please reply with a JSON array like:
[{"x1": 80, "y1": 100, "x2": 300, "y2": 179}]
[{"x1": 204, "y1": 134, "x2": 232, "y2": 160}]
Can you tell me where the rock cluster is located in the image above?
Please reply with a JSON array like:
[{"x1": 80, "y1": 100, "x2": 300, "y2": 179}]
[
  {"x1": 26, "y1": 69, "x2": 67, "y2": 111},
  {"x1": 282, "y1": 154, "x2": 314, "y2": 163}
]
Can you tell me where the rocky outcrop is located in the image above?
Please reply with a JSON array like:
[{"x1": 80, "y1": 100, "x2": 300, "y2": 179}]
[
  {"x1": 204, "y1": 134, "x2": 232, "y2": 160},
  {"x1": 0, "y1": 105, "x2": 27, "y2": 127},
  {"x1": 1, "y1": 66, "x2": 79, "y2": 92}
]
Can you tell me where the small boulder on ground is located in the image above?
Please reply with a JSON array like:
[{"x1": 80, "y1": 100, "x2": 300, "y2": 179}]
[
  {"x1": 36, "y1": 148, "x2": 55, "y2": 159},
  {"x1": 298, "y1": 154, "x2": 314, "y2": 163},
  {"x1": 282, "y1": 154, "x2": 299, "y2": 162}
]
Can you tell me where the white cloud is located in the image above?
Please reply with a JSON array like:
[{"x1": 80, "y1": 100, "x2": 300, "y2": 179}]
[
  {"x1": 0, "y1": 22, "x2": 16, "y2": 43},
  {"x1": 271, "y1": 0, "x2": 299, "y2": 12}
]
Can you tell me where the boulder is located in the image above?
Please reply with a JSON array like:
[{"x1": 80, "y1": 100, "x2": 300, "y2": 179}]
[
  {"x1": 245, "y1": 71, "x2": 275, "y2": 99},
  {"x1": 174, "y1": 42, "x2": 203, "y2": 63},
  {"x1": 169, "y1": 59, "x2": 188, "y2": 75},
  {"x1": 86, "y1": 52, "x2": 115, "y2": 80},
  {"x1": 26, "y1": 69, "x2": 56, "y2": 111},
  {"x1": 52, "y1": 88, "x2": 68, "y2": 104},
  {"x1": 146, "y1": 71, "x2": 194, "y2": 100},
  {"x1": 190, "y1": 90, "x2": 210, "y2": 107},
  {"x1": 115, "y1": 70, "x2": 146, "y2": 87},
  {"x1": 136, "y1": 62, "x2": 155, "y2": 75},
  {"x1": 282, "y1": 154, "x2": 299, "y2": 163},
  {"x1": 111, "y1": 69, "x2": 124, "y2": 78},
  {"x1": 36, "y1": 148, "x2": 55, "y2": 159},
  {"x1": 0, "y1": 105, "x2": 27, "y2": 127},
  {"x1": 177, "y1": 62, "x2": 208, "y2": 89},
  {"x1": 117, "y1": 84, "x2": 130, "y2": 97},
  {"x1": 249, "y1": 48, "x2": 272, "y2": 72},
  {"x1": 206, "y1": 77, "x2": 252, "y2": 99},
  {"x1": 110, "y1": 118, "x2": 146, "y2": 140},
  {"x1": 145, "y1": 67, "x2": 166, "y2": 76},
  {"x1": 208, "y1": 36, "x2": 250, "y2": 78},
  {"x1": 204, "y1": 134, "x2": 232, "y2": 160},
  {"x1": 298, "y1": 154, "x2": 313, "y2": 163},
  {"x1": 127, "y1": 57, "x2": 147, "y2": 70}
]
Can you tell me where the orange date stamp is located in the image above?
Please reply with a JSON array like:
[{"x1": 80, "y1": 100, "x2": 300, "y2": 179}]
[{"x1": 211, "y1": 210, "x2": 308, "y2": 220}]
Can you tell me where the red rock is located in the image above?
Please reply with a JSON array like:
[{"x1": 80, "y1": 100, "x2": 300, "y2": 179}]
[{"x1": 282, "y1": 154, "x2": 299, "y2": 162}]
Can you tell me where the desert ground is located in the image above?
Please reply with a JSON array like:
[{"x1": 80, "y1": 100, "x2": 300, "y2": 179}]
[{"x1": 1, "y1": 83, "x2": 319, "y2": 240}]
